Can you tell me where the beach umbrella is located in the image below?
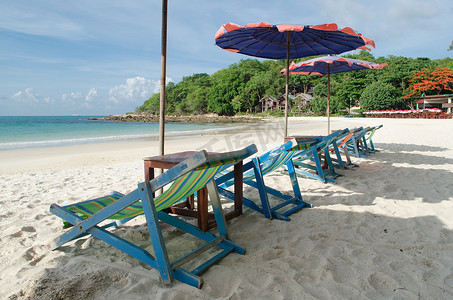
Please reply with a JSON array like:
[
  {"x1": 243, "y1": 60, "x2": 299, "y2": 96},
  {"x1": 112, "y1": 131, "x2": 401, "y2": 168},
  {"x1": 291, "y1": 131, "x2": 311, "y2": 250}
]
[
  {"x1": 281, "y1": 56, "x2": 387, "y2": 133},
  {"x1": 215, "y1": 22, "x2": 375, "y2": 137}
]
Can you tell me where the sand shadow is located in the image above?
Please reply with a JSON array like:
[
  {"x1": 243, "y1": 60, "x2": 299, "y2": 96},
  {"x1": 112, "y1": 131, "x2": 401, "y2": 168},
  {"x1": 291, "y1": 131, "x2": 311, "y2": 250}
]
[
  {"x1": 291, "y1": 143, "x2": 453, "y2": 205},
  {"x1": 376, "y1": 151, "x2": 453, "y2": 166},
  {"x1": 375, "y1": 143, "x2": 449, "y2": 153},
  {"x1": 18, "y1": 203, "x2": 453, "y2": 299}
]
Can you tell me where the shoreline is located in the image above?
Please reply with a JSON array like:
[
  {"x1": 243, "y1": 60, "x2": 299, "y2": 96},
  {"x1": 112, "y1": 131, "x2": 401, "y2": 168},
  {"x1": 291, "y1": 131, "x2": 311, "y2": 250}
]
[
  {"x1": 0, "y1": 119, "x2": 259, "y2": 153},
  {"x1": 2, "y1": 116, "x2": 451, "y2": 174},
  {"x1": 0, "y1": 120, "x2": 273, "y2": 174}
]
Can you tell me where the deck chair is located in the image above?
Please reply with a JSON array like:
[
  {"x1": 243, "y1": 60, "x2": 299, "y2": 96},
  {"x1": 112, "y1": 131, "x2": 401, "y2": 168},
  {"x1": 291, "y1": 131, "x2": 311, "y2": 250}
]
[
  {"x1": 49, "y1": 145, "x2": 256, "y2": 288},
  {"x1": 359, "y1": 124, "x2": 383, "y2": 154},
  {"x1": 216, "y1": 139, "x2": 316, "y2": 221},
  {"x1": 290, "y1": 130, "x2": 344, "y2": 183},
  {"x1": 328, "y1": 128, "x2": 360, "y2": 168},
  {"x1": 344, "y1": 126, "x2": 371, "y2": 158}
]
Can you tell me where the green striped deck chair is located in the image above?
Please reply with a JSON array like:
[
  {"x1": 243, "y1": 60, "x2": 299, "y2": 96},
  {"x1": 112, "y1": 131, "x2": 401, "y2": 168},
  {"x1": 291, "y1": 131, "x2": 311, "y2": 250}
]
[
  {"x1": 290, "y1": 130, "x2": 344, "y2": 183},
  {"x1": 50, "y1": 145, "x2": 256, "y2": 288},
  {"x1": 345, "y1": 126, "x2": 372, "y2": 158},
  {"x1": 216, "y1": 139, "x2": 317, "y2": 221},
  {"x1": 360, "y1": 124, "x2": 383, "y2": 153}
]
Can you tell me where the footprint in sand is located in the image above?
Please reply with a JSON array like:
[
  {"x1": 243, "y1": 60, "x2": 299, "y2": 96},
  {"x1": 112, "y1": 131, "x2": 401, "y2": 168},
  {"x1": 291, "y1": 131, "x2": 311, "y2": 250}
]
[
  {"x1": 10, "y1": 231, "x2": 23, "y2": 237},
  {"x1": 368, "y1": 272, "x2": 399, "y2": 292},
  {"x1": 22, "y1": 226, "x2": 36, "y2": 232},
  {"x1": 444, "y1": 274, "x2": 453, "y2": 288},
  {"x1": 35, "y1": 214, "x2": 46, "y2": 220},
  {"x1": 24, "y1": 247, "x2": 44, "y2": 266}
]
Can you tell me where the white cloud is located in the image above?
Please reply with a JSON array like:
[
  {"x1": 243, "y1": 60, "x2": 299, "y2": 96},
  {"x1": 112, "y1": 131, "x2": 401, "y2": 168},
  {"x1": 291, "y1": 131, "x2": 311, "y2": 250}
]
[
  {"x1": 85, "y1": 88, "x2": 98, "y2": 102},
  {"x1": 62, "y1": 92, "x2": 83, "y2": 103},
  {"x1": 43, "y1": 97, "x2": 55, "y2": 104},
  {"x1": 108, "y1": 76, "x2": 162, "y2": 104},
  {"x1": 12, "y1": 88, "x2": 39, "y2": 103}
]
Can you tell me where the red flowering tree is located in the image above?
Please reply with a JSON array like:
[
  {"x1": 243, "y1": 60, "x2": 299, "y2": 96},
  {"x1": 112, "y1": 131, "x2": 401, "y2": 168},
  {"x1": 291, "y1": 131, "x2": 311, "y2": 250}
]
[{"x1": 404, "y1": 68, "x2": 453, "y2": 100}]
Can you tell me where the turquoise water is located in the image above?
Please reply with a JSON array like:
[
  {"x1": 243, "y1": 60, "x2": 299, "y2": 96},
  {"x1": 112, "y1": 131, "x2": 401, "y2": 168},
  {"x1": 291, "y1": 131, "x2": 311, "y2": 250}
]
[{"x1": 0, "y1": 116, "x2": 234, "y2": 151}]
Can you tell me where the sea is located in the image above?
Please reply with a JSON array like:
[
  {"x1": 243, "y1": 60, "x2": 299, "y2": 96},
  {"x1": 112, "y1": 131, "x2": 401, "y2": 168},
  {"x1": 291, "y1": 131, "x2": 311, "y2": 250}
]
[{"x1": 0, "y1": 116, "x2": 236, "y2": 151}]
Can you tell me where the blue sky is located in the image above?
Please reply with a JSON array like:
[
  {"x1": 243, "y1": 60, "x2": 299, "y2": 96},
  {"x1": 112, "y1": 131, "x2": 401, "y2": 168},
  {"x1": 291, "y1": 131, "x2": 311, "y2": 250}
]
[{"x1": 1, "y1": 0, "x2": 452, "y2": 116}]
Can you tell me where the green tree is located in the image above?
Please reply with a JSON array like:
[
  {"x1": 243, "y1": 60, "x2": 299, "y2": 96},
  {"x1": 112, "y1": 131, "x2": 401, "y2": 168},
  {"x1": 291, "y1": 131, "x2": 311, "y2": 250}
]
[
  {"x1": 166, "y1": 73, "x2": 210, "y2": 114},
  {"x1": 138, "y1": 93, "x2": 160, "y2": 113},
  {"x1": 207, "y1": 68, "x2": 245, "y2": 115},
  {"x1": 360, "y1": 81, "x2": 401, "y2": 111},
  {"x1": 335, "y1": 71, "x2": 376, "y2": 113},
  {"x1": 311, "y1": 78, "x2": 341, "y2": 114},
  {"x1": 243, "y1": 70, "x2": 283, "y2": 112},
  {"x1": 434, "y1": 57, "x2": 453, "y2": 70},
  {"x1": 289, "y1": 74, "x2": 313, "y2": 94},
  {"x1": 379, "y1": 56, "x2": 435, "y2": 95}
]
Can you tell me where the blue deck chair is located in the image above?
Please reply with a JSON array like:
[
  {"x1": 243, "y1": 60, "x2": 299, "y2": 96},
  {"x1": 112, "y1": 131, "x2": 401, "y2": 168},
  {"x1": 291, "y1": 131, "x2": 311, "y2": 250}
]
[
  {"x1": 359, "y1": 124, "x2": 383, "y2": 154},
  {"x1": 344, "y1": 126, "x2": 371, "y2": 158},
  {"x1": 327, "y1": 128, "x2": 360, "y2": 168},
  {"x1": 50, "y1": 145, "x2": 256, "y2": 288},
  {"x1": 216, "y1": 139, "x2": 316, "y2": 221},
  {"x1": 291, "y1": 130, "x2": 344, "y2": 183}
]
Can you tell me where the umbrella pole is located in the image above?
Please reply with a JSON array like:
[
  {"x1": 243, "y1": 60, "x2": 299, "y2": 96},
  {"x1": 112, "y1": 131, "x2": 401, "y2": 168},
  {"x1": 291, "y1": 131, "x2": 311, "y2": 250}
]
[
  {"x1": 159, "y1": 0, "x2": 168, "y2": 156},
  {"x1": 284, "y1": 32, "x2": 290, "y2": 138},
  {"x1": 327, "y1": 66, "x2": 330, "y2": 134}
]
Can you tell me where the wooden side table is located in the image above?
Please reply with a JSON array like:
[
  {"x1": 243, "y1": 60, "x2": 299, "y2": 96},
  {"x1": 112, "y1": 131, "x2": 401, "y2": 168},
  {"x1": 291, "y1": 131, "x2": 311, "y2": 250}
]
[{"x1": 143, "y1": 151, "x2": 243, "y2": 232}]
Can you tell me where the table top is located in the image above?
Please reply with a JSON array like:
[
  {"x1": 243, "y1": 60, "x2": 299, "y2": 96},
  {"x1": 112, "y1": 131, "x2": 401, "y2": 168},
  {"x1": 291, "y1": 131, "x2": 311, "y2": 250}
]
[
  {"x1": 143, "y1": 151, "x2": 199, "y2": 164},
  {"x1": 284, "y1": 135, "x2": 319, "y2": 143},
  {"x1": 144, "y1": 150, "x2": 221, "y2": 165}
]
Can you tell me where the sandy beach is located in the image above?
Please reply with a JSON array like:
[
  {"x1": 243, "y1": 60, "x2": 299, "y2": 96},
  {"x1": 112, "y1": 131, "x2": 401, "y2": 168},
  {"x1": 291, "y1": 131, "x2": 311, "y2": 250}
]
[{"x1": 1, "y1": 116, "x2": 453, "y2": 299}]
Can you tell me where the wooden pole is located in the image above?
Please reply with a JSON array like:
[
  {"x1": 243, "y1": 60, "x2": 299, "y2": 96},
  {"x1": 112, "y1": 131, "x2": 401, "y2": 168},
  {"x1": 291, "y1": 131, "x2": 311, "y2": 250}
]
[
  {"x1": 159, "y1": 0, "x2": 168, "y2": 156},
  {"x1": 327, "y1": 65, "x2": 331, "y2": 134},
  {"x1": 284, "y1": 32, "x2": 290, "y2": 138}
]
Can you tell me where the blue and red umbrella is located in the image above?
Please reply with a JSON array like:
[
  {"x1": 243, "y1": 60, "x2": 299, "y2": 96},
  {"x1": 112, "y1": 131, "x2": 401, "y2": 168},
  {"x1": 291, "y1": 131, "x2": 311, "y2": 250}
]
[
  {"x1": 215, "y1": 22, "x2": 375, "y2": 137},
  {"x1": 281, "y1": 56, "x2": 387, "y2": 133}
]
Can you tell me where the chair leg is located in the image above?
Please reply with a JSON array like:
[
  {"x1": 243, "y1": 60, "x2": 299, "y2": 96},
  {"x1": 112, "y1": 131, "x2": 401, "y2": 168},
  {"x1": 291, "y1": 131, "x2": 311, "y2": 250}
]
[
  {"x1": 342, "y1": 145, "x2": 359, "y2": 168},
  {"x1": 138, "y1": 182, "x2": 174, "y2": 285},
  {"x1": 206, "y1": 180, "x2": 229, "y2": 237},
  {"x1": 369, "y1": 139, "x2": 378, "y2": 152},
  {"x1": 332, "y1": 141, "x2": 345, "y2": 169},
  {"x1": 323, "y1": 149, "x2": 343, "y2": 180},
  {"x1": 312, "y1": 148, "x2": 327, "y2": 183},
  {"x1": 252, "y1": 157, "x2": 273, "y2": 220},
  {"x1": 285, "y1": 160, "x2": 312, "y2": 214},
  {"x1": 286, "y1": 160, "x2": 302, "y2": 200}
]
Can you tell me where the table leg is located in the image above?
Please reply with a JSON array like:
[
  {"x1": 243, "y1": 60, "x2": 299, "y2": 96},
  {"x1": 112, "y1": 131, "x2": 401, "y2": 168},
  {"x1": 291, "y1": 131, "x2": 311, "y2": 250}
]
[
  {"x1": 197, "y1": 187, "x2": 208, "y2": 232},
  {"x1": 144, "y1": 161, "x2": 154, "y2": 182}
]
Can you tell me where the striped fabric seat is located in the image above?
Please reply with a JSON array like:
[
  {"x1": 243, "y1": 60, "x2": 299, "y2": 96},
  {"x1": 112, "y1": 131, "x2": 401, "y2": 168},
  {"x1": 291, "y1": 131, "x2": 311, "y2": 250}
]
[
  {"x1": 290, "y1": 130, "x2": 345, "y2": 183},
  {"x1": 244, "y1": 142, "x2": 312, "y2": 182},
  {"x1": 217, "y1": 142, "x2": 313, "y2": 186},
  {"x1": 216, "y1": 139, "x2": 315, "y2": 221},
  {"x1": 64, "y1": 157, "x2": 241, "y2": 220},
  {"x1": 293, "y1": 132, "x2": 338, "y2": 162}
]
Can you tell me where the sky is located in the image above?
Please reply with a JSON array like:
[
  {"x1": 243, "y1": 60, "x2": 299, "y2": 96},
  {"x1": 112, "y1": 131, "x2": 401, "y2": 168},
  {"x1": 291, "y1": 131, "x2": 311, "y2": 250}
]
[{"x1": 1, "y1": 0, "x2": 452, "y2": 116}]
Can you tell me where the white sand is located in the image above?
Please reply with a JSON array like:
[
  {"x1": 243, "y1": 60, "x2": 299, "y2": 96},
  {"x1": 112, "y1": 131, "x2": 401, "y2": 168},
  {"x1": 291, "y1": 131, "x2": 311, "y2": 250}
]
[{"x1": 1, "y1": 117, "x2": 453, "y2": 299}]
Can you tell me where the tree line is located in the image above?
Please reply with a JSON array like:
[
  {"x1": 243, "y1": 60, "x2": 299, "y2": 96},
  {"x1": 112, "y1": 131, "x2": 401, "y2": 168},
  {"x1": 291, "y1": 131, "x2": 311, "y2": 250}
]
[{"x1": 136, "y1": 50, "x2": 453, "y2": 116}]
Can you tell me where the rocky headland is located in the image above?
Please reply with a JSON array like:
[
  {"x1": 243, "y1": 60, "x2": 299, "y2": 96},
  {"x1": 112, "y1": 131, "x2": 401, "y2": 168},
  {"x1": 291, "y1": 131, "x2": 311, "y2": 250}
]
[{"x1": 89, "y1": 112, "x2": 265, "y2": 123}]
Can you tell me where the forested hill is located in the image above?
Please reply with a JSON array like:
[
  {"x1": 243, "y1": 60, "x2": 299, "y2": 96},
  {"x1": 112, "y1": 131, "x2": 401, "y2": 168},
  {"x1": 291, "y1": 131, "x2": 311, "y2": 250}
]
[{"x1": 136, "y1": 50, "x2": 453, "y2": 116}]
